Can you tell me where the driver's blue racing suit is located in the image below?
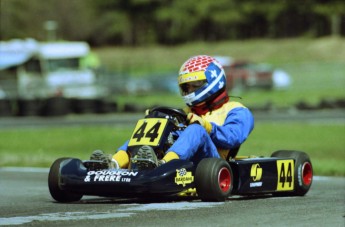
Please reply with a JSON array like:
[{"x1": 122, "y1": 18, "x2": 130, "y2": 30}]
[{"x1": 118, "y1": 101, "x2": 254, "y2": 163}]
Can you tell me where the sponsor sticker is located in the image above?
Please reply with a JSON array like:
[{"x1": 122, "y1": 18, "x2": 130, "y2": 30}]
[
  {"x1": 250, "y1": 163, "x2": 263, "y2": 188},
  {"x1": 175, "y1": 168, "x2": 194, "y2": 187},
  {"x1": 84, "y1": 170, "x2": 138, "y2": 183}
]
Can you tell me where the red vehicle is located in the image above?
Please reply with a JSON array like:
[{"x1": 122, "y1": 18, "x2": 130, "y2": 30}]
[{"x1": 223, "y1": 60, "x2": 274, "y2": 91}]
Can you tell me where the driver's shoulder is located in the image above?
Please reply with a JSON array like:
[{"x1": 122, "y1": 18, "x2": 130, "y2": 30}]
[{"x1": 224, "y1": 101, "x2": 246, "y2": 111}]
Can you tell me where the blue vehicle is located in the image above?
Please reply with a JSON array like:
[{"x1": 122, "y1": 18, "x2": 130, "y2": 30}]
[{"x1": 48, "y1": 107, "x2": 313, "y2": 202}]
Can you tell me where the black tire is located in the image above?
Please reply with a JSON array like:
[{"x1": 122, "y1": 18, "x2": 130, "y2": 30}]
[
  {"x1": 195, "y1": 158, "x2": 233, "y2": 202},
  {"x1": 17, "y1": 99, "x2": 41, "y2": 116},
  {"x1": 271, "y1": 150, "x2": 313, "y2": 196},
  {"x1": 48, "y1": 158, "x2": 83, "y2": 202},
  {"x1": 123, "y1": 103, "x2": 146, "y2": 113},
  {"x1": 94, "y1": 100, "x2": 117, "y2": 113},
  {"x1": 0, "y1": 99, "x2": 13, "y2": 116},
  {"x1": 70, "y1": 99, "x2": 96, "y2": 114},
  {"x1": 40, "y1": 97, "x2": 70, "y2": 116}
]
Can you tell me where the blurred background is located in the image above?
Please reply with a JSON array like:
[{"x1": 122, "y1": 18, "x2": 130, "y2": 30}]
[
  {"x1": 0, "y1": 0, "x2": 344, "y2": 116},
  {"x1": 0, "y1": 0, "x2": 344, "y2": 175}
]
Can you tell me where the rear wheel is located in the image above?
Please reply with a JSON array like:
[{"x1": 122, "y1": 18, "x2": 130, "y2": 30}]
[
  {"x1": 271, "y1": 150, "x2": 313, "y2": 196},
  {"x1": 195, "y1": 158, "x2": 233, "y2": 202},
  {"x1": 48, "y1": 158, "x2": 83, "y2": 202}
]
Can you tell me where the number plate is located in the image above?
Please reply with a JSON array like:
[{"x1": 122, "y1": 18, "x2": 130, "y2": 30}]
[
  {"x1": 128, "y1": 118, "x2": 168, "y2": 147},
  {"x1": 276, "y1": 160, "x2": 294, "y2": 191}
]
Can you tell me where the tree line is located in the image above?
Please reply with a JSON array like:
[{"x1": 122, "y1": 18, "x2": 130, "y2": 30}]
[{"x1": 1, "y1": 0, "x2": 344, "y2": 46}]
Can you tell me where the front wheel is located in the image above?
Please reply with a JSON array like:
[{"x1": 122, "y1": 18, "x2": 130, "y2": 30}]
[
  {"x1": 48, "y1": 158, "x2": 83, "y2": 202},
  {"x1": 271, "y1": 150, "x2": 313, "y2": 196},
  {"x1": 195, "y1": 158, "x2": 233, "y2": 202}
]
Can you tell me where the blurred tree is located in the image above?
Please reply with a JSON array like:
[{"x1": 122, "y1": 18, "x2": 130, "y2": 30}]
[
  {"x1": 0, "y1": 0, "x2": 344, "y2": 45},
  {"x1": 1, "y1": 0, "x2": 45, "y2": 39},
  {"x1": 156, "y1": 0, "x2": 252, "y2": 43},
  {"x1": 313, "y1": 1, "x2": 345, "y2": 37},
  {"x1": 0, "y1": 0, "x2": 94, "y2": 41},
  {"x1": 88, "y1": 0, "x2": 160, "y2": 45},
  {"x1": 53, "y1": 0, "x2": 95, "y2": 41}
]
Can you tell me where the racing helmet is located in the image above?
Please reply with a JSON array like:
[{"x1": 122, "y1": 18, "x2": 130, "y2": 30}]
[{"x1": 178, "y1": 55, "x2": 226, "y2": 106}]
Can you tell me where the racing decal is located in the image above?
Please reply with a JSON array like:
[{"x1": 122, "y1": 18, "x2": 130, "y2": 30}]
[
  {"x1": 175, "y1": 168, "x2": 194, "y2": 187},
  {"x1": 250, "y1": 163, "x2": 263, "y2": 188},
  {"x1": 84, "y1": 170, "x2": 138, "y2": 183},
  {"x1": 128, "y1": 118, "x2": 168, "y2": 146},
  {"x1": 276, "y1": 160, "x2": 294, "y2": 191}
]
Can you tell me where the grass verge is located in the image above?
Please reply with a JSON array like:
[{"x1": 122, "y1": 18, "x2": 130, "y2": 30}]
[
  {"x1": 0, "y1": 121, "x2": 344, "y2": 176},
  {"x1": 95, "y1": 38, "x2": 345, "y2": 110}
]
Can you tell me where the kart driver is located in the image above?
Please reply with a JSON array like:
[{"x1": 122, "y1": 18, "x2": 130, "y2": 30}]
[{"x1": 91, "y1": 55, "x2": 254, "y2": 169}]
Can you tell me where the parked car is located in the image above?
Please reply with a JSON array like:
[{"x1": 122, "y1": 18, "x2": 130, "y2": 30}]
[{"x1": 214, "y1": 56, "x2": 291, "y2": 92}]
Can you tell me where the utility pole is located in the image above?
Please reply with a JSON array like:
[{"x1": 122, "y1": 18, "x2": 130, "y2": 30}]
[{"x1": 43, "y1": 20, "x2": 58, "y2": 41}]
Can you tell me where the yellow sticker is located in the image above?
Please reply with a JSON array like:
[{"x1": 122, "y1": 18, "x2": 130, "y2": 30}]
[
  {"x1": 178, "y1": 71, "x2": 206, "y2": 84},
  {"x1": 250, "y1": 163, "x2": 263, "y2": 181},
  {"x1": 128, "y1": 118, "x2": 168, "y2": 146},
  {"x1": 175, "y1": 168, "x2": 194, "y2": 187},
  {"x1": 276, "y1": 160, "x2": 294, "y2": 191}
]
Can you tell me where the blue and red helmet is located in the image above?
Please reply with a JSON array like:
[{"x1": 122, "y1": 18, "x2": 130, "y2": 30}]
[{"x1": 178, "y1": 55, "x2": 226, "y2": 107}]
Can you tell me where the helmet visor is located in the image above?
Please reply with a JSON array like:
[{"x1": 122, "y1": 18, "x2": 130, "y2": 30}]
[{"x1": 179, "y1": 80, "x2": 207, "y2": 95}]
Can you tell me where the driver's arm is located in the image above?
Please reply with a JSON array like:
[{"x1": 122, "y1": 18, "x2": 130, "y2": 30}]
[{"x1": 209, "y1": 107, "x2": 254, "y2": 149}]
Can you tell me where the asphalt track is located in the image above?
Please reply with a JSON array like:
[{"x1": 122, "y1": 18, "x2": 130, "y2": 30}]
[{"x1": 0, "y1": 167, "x2": 344, "y2": 226}]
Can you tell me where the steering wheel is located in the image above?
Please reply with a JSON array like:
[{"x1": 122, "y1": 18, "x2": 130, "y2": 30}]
[{"x1": 149, "y1": 106, "x2": 187, "y2": 124}]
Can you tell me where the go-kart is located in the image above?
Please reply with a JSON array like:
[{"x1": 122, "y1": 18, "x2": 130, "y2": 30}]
[{"x1": 48, "y1": 107, "x2": 313, "y2": 202}]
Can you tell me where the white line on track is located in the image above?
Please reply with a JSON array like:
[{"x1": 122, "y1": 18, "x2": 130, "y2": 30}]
[
  {"x1": 0, "y1": 211, "x2": 134, "y2": 225},
  {"x1": 0, "y1": 167, "x2": 49, "y2": 173},
  {"x1": 0, "y1": 202, "x2": 222, "y2": 225}
]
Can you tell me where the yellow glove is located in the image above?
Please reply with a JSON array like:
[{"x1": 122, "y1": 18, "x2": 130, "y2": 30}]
[{"x1": 187, "y1": 113, "x2": 212, "y2": 134}]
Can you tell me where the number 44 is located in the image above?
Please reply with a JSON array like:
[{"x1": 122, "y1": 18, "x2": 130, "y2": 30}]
[
  {"x1": 277, "y1": 160, "x2": 294, "y2": 191},
  {"x1": 133, "y1": 121, "x2": 161, "y2": 142}
]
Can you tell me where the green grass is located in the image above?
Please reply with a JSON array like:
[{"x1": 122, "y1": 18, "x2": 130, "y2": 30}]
[
  {"x1": 0, "y1": 127, "x2": 132, "y2": 167},
  {"x1": 239, "y1": 122, "x2": 345, "y2": 176},
  {"x1": 95, "y1": 37, "x2": 345, "y2": 109},
  {"x1": 113, "y1": 61, "x2": 345, "y2": 111},
  {"x1": 95, "y1": 37, "x2": 345, "y2": 73},
  {"x1": 0, "y1": 122, "x2": 344, "y2": 176}
]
